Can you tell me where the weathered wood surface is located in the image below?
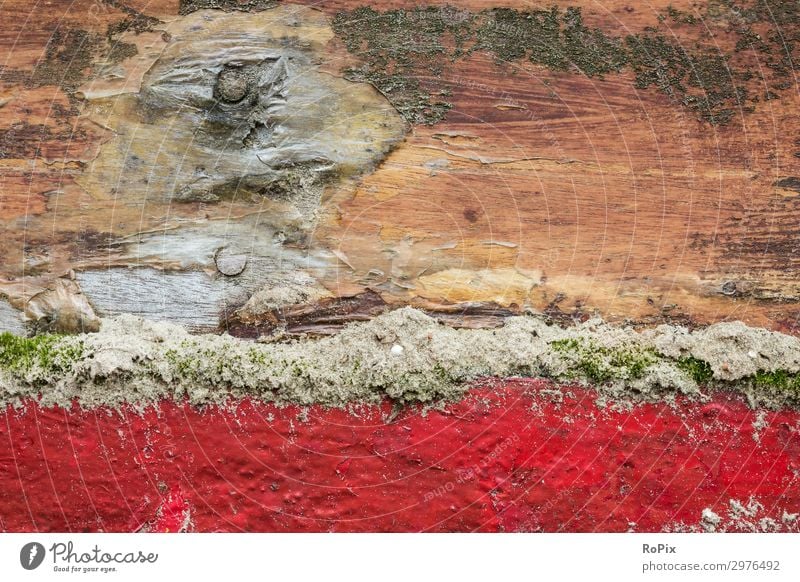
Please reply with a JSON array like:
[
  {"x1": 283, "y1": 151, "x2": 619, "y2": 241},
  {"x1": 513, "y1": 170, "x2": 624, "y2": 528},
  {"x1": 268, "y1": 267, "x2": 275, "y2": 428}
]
[{"x1": 2, "y1": 0, "x2": 800, "y2": 334}]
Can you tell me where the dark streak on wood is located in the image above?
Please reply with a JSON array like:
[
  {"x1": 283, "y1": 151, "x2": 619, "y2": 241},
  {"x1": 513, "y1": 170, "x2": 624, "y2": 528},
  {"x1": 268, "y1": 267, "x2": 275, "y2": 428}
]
[
  {"x1": 225, "y1": 289, "x2": 390, "y2": 338},
  {"x1": 226, "y1": 291, "x2": 520, "y2": 338}
]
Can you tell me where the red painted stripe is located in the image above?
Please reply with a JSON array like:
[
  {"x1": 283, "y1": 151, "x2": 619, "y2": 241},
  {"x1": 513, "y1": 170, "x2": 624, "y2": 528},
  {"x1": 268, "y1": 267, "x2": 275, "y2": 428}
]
[{"x1": 1, "y1": 379, "x2": 799, "y2": 532}]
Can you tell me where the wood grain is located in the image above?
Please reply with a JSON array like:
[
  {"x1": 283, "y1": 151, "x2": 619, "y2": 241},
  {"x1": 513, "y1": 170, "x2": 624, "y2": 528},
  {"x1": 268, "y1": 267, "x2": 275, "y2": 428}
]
[{"x1": 1, "y1": 0, "x2": 799, "y2": 333}]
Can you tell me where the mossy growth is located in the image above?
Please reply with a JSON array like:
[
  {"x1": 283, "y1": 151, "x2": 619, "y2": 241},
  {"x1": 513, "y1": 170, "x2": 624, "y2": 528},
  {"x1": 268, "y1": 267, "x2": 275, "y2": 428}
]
[
  {"x1": 662, "y1": 5, "x2": 698, "y2": 25},
  {"x1": 676, "y1": 356, "x2": 714, "y2": 384},
  {"x1": 332, "y1": 1, "x2": 799, "y2": 126},
  {"x1": 164, "y1": 348, "x2": 196, "y2": 377},
  {"x1": 549, "y1": 337, "x2": 657, "y2": 384},
  {"x1": 474, "y1": 7, "x2": 627, "y2": 76},
  {"x1": 23, "y1": 29, "x2": 101, "y2": 94},
  {"x1": 0, "y1": 10, "x2": 158, "y2": 102},
  {"x1": 105, "y1": 40, "x2": 139, "y2": 64},
  {"x1": 105, "y1": 3, "x2": 161, "y2": 38},
  {"x1": 0, "y1": 332, "x2": 83, "y2": 377},
  {"x1": 333, "y1": 6, "x2": 474, "y2": 125},
  {"x1": 752, "y1": 370, "x2": 800, "y2": 393},
  {"x1": 9, "y1": 319, "x2": 800, "y2": 409},
  {"x1": 623, "y1": 33, "x2": 747, "y2": 125}
]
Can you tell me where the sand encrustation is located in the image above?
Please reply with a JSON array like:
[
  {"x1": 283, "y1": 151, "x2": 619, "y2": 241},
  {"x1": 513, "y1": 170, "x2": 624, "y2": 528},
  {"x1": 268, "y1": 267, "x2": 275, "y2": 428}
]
[{"x1": 3, "y1": 307, "x2": 800, "y2": 410}]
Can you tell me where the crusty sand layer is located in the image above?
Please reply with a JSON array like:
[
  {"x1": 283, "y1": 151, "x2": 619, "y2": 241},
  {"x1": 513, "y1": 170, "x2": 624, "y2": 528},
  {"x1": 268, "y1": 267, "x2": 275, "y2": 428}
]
[{"x1": 2, "y1": 308, "x2": 800, "y2": 410}]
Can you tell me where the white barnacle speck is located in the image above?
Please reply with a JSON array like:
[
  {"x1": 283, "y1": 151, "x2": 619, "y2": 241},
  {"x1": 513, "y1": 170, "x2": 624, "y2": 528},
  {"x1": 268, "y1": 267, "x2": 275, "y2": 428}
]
[
  {"x1": 390, "y1": 344, "x2": 404, "y2": 356},
  {"x1": 748, "y1": 350, "x2": 757, "y2": 359},
  {"x1": 701, "y1": 508, "x2": 722, "y2": 532}
]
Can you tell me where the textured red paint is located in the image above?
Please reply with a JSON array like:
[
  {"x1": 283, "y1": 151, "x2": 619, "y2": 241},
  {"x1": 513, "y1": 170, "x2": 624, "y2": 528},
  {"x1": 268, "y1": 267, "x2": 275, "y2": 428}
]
[{"x1": 1, "y1": 379, "x2": 799, "y2": 532}]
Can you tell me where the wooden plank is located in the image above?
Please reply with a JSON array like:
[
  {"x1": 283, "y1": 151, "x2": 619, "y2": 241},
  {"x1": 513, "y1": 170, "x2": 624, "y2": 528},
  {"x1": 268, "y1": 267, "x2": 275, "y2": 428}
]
[{"x1": 1, "y1": 0, "x2": 799, "y2": 333}]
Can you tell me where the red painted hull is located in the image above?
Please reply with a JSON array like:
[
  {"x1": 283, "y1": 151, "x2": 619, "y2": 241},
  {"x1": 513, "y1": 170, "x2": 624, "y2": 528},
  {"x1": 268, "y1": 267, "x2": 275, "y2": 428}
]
[{"x1": 1, "y1": 379, "x2": 799, "y2": 532}]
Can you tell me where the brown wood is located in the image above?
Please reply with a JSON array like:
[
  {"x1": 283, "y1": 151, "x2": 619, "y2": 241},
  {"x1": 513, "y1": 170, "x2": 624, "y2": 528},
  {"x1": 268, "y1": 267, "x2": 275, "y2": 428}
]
[{"x1": 2, "y1": 0, "x2": 800, "y2": 334}]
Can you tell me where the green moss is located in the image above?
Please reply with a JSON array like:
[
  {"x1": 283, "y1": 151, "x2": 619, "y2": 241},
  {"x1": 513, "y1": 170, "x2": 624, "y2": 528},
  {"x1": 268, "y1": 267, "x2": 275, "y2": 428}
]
[
  {"x1": 550, "y1": 338, "x2": 581, "y2": 352},
  {"x1": 164, "y1": 348, "x2": 197, "y2": 377},
  {"x1": 550, "y1": 337, "x2": 657, "y2": 384},
  {"x1": 677, "y1": 356, "x2": 714, "y2": 384},
  {"x1": 752, "y1": 370, "x2": 800, "y2": 392},
  {"x1": 247, "y1": 348, "x2": 267, "y2": 366},
  {"x1": 0, "y1": 332, "x2": 83, "y2": 376}
]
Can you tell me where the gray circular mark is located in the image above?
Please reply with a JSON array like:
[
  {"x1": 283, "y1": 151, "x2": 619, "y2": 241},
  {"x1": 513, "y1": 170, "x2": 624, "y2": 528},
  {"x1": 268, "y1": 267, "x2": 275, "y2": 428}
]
[
  {"x1": 215, "y1": 247, "x2": 248, "y2": 276},
  {"x1": 721, "y1": 281, "x2": 737, "y2": 296},
  {"x1": 216, "y1": 68, "x2": 249, "y2": 103}
]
